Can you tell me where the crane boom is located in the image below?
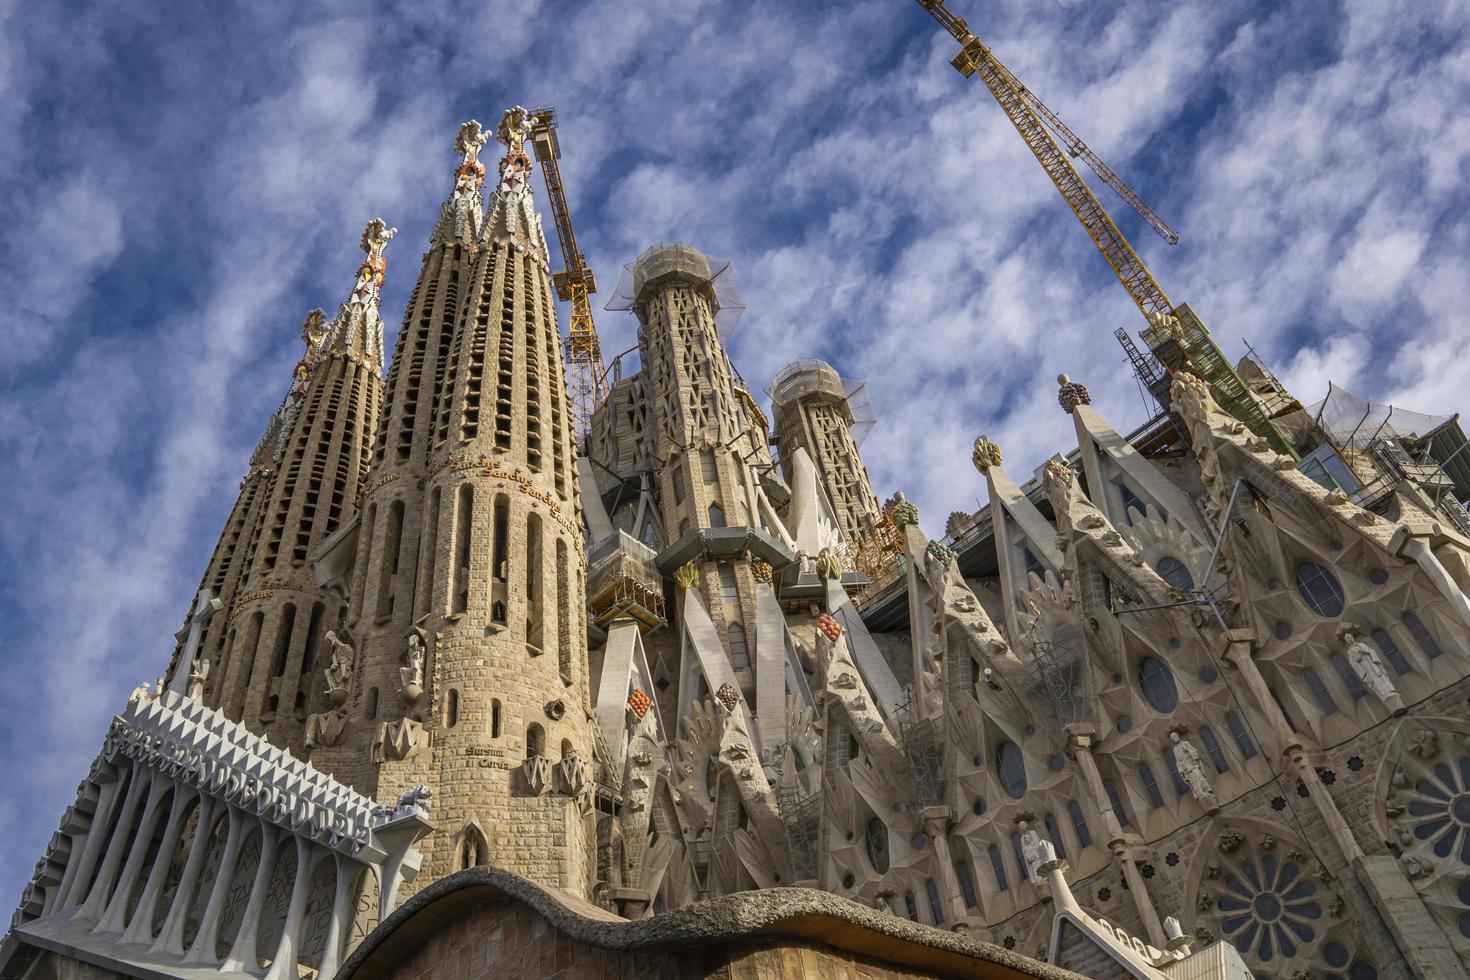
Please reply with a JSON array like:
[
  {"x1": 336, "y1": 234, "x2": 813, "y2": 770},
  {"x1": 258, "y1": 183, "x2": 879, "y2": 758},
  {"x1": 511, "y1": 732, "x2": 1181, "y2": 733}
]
[
  {"x1": 529, "y1": 105, "x2": 607, "y2": 440},
  {"x1": 1010, "y1": 82, "x2": 1180, "y2": 246},
  {"x1": 913, "y1": 0, "x2": 1174, "y2": 320}
]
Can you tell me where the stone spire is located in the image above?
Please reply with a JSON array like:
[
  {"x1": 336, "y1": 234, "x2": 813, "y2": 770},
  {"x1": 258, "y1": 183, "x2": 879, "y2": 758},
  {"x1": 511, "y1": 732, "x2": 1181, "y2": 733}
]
[
  {"x1": 310, "y1": 219, "x2": 396, "y2": 376},
  {"x1": 202, "y1": 221, "x2": 392, "y2": 741},
  {"x1": 481, "y1": 105, "x2": 551, "y2": 265},
  {"x1": 430, "y1": 120, "x2": 489, "y2": 248}
]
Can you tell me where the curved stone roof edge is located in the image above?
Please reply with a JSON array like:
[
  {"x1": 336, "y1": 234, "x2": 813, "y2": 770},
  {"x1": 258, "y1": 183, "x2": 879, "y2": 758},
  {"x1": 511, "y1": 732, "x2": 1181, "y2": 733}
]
[{"x1": 339, "y1": 867, "x2": 1078, "y2": 980}]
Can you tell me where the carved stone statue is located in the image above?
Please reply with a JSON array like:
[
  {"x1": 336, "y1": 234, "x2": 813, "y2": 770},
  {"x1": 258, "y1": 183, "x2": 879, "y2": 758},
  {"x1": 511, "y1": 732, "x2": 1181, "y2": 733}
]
[
  {"x1": 1170, "y1": 732, "x2": 1218, "y2": 810},
  {"x1": 1019, "y1": 820, "x2": 1044, "y2": 883},
  {"x1": 187, "y1": 655, "x2": 210, "y2": 701},
  {"x1": 1343, "y1": 631, "x2": 1406, "y2": 714},
  {"x1": 322, "y1": 630, "x2": 353, "y2": 705},
  {"x1": 127, "y1": 681, "x2": 152, "y2": 705},
  {"x1": 396, "y1": 785, "x2": 433, "y2": 815},
  {"x1": 399, "y1": 631, "x2": 425, "y2": 703}
]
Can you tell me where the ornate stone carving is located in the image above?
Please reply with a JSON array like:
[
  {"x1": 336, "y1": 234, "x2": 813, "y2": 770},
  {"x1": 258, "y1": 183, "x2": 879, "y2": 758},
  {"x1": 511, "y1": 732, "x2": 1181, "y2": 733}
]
[
  {"x1": 1341, "y1": 629, "x2": 1406, "y2": 714},
  {"x1": 924, "y1": 540, "x2": 955, "y2": 569},
  {"x1": 815, "y1": 548, "x2": 842, "y2": 581},
  {"x1": 889, "y1": 492, "x2": 919, "y2": 528},
  {"x1": 373, "y1": 718, "x2": 427, "y2": 763},
  {"x1": 522, "y1": 755, "x2": 553, "y2": 796},
  {"x1": 971, "y1": 436, "x2": 1002, "y2": 472},
  {"x1": 627, "y1": 688, "x2": 651, "y2": 719},
  {"x1": 1018, "y1": 820, "x2": 1044, "y2": 882},
  {"x1": 399, "y1": 631, "x2": 426, "y2": 705},
  {"x1": 816, "y1": 613, "x2": 842, "y2": 642},
  {"x1": 714, "y1": 683, "x2": 740, "y2": 712},
  {"x1": 557, "y1": 752, "x2": 590, "y2": 797},
  {"x1": 751, "y1": 559, "x2": 773, "y2": 583},
  {"x1": 1170, "y1": 732, "x2": 1218, "y2": 809},
  {"x1": 304, "y1": 710, "x2": 348, "y2": 749},
  {"x1": 322, "y1": 630, "x2": 353, "y2": 706},
  {"x1": 545, "y1": 698, "x2": 567, "y2": 720},
  {"x1": 1407, "y1": 728, "x2": 1440, "y2": 759},
  {"x1": 1057, "y1": 373, "x2": 1091, "y2": 413},
  {"x1": 186, "y1": 655, "x2": 209, "y2": 701},
  {"x1": 675, "y1": 562, "x2": 700, "y2": 591}
]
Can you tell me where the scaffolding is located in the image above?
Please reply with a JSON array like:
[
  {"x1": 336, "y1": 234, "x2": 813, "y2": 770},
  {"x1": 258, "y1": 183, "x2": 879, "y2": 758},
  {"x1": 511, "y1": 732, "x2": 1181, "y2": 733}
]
[
  {"x1": 586, "y1": 530, "x2": 667, "y2": 631},
  {"x1": 1025, "y1": 630, "x2": 1096, "y2": 738},
  {"x1": 897, "y1": 703, "x2": 948, "y2": 808},
  {"x1": 605, "y1": 242, "x2": 747, "y2": 334},
  {"x1": 768, "y1": 359, "x2": 878, "y2": 446},
  {"x1": 777, "y1": 783, "x2": 822, "y2": 882}
]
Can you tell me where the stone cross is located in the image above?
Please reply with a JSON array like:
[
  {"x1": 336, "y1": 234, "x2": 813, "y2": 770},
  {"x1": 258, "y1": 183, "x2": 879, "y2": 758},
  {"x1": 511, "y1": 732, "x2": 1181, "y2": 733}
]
[{"x1": 168, "y1": 589, "x2": 223, "y2": 696}]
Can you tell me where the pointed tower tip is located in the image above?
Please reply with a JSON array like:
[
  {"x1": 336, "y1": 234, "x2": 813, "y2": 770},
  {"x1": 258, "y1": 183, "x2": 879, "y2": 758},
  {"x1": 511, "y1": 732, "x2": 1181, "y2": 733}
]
[
  {"x1": 432, "y1": 121, "x2": 490, "y2": 248},
  {"x1": 494, "y1": 106, "x2": 535, "y2": 194}
]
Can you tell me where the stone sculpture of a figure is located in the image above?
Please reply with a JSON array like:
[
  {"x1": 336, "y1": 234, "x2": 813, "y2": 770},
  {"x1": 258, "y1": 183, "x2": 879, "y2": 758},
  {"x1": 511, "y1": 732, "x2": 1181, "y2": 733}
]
[
  {"x1": 188, "y1": 655, "x2": 210, "y2": 701},
  {"x1": 399, "y1": 632, "x2": 425, "y2": 700},
  {"x1": 1343, "y1": 630, "x2": 1406, "y2": 714},
  {"x1": 1170, "y1": 732, "x2": 1214, "y2": 800},
  {"x1": 1018, "y1": 820, "x2": 1044, "y2": 883},
  {"x1": 323, "y1": 631, "x2": 354, "y2": 704}
]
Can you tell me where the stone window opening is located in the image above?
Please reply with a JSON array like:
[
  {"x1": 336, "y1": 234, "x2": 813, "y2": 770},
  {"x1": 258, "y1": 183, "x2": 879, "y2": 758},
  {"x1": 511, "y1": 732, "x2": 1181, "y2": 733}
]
[
  {"x1": 998, "y1": 741, "x2": 1028, "y2": 799},
  {"x1": 376, "y1": 499, "x2": 405, "y2": 621},
  {"x1": 1401, "y1": 612, "x2": 1443, "y2": 659},
  {"x1": 492, "y1": 495, "x2": 510, "y2": 583},
  {"x1": 1137, "y1": 761, "x2": 1165, "y2": 809},
  {"x1": 903, "y1": 890, "x2": 918, "y2": 921},
  {"x1": 1331, "y1": 653, "x2": 1370, "y2": 700},
  {"x1": 727, "y1": 624, "x2": 749, "y2": 670},
  {"x1": 955, "y1": 858, "x2": 979, "y2": 908},
  {"x1": 1371, "y1": 628, "x2": 1413, "y2": 675},
  {"x1": 560, "y1": 738, "x2": 575, "y2": 760},
  {"x1": 526, "y1": 513, "x2": 543, "y2": 650},
  {"x1": 490, "y1": 699, "x2": 502, "y2": 738},
  {"x1": 1226, "y1": 712, "x2": 1258, "y2": 758},
  {"x1": 1155, "y1": 556, "x2": 1194, "y2": 592},
  {"x1": 526, "y1": 723, "x2": 545, "y2": 760},
  {"x1": 365, "y1": 687, "x2": 378, "y2": 720},
  {"x1": 270, "y1": 605, "x2": 297, "y2": 678},
  {"x1": 925, "y1": 879, "x2": 944, "y2": 925},
  {"x1": 1303, "y1": 667, "x2": 1339, "y2": 715},
  {"x1": 1138, "y1": 656, "x2": 1179, "y2": 714},
  {"x1": 988, "y1": 844, "x2": 1009, "y2": 891},
  {"x1": 457, "y1": 826, "x2": 487, "y2": 870},
  {"x1": 1067, "y1": 800, "x2": 1093, "y2": 847},
  {"x1": 1199, "y1": 726, "x2": 1230, "y2": 773},
  {"x1": 1295, "y1": 561, "x2": 1346, "y2": 618},
  {"x1": 863, "y1": 816, "x2": 890, "y2": 874},
  {"x1": 708, "y1": 503, "x2": 725, "y2": 528},
  {"x1": 1104, "y1": 780, "x2": 1130, "y2": 827},
  {"x1": 445, "y1": 688, "x2": 459, "y2": 728},
  {"x1": 451, "y1": 486, "x2": 473, "y2": 615},
  {"x1": 422, "y1": 488, "x2": 441, "y2": 617},
  {"x1": 1044, "y1": 812, "x2": 1068, "y2": 858}
]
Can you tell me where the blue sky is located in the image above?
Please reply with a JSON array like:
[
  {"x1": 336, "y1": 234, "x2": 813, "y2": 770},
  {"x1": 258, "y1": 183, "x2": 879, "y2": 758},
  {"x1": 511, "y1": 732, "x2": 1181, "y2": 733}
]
[{"x1": 1, "y1": 0, "x2": 1467, "y2": 901}]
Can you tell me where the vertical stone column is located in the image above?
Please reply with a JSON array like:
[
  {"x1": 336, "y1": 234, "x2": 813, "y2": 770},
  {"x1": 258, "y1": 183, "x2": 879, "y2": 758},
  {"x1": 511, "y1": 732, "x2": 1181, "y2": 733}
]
[
  {"x1": 75, "y1": 764, "x2": 150, "y2": 921},
  {"x1": 57, "y1": 772, "x2": 123, "y2": 911},
  {"x1": 921, "y1": 807, "x2": 968, "y2": 923},
  {"x1": 152, "y1": 795, "x2": 222, "y2": 955},
  {"x1": 316, "y1": 853, "x2": 364, "y2": 979},
  {"x1": 120, "y1": 786, "x2": 197, "y2": 944},
  {"x1": 95, "y1": 771, "x2": 169, "y2": 933},
  {"x1": 263, "y1": 836, "x2": 317, "y2": 980},
  {"x1": 184, "y1": 806, "x2": 247, "y2": 965},
  {"x1": 221, "y1": 821, "x2": 283, "y2": 973}
]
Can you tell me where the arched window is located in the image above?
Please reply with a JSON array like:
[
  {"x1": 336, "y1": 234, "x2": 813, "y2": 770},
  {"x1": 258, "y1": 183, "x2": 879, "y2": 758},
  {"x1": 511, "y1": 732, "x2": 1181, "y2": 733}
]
[
  {"x1": 1043, "y1": 813, "x2": 1067, "y2": 859},
  {"x1": 458, "y1": 826, "x2": 487, "y2": 870},
  {"x1": 1155, "y1": 556, "x2": 1194, "y2": 592},
  {"x1": 1067, "y1": 800, "x2": 1093, "y2": 847},
  {"x1": 925, "y1": 878, "x2": 944, "y2": 924},
  {"x1": 708, "y1": 503, "x2": 726, "y2": 528},
  {"x1": 1371, "y1": 629, "x2": 1412, "y2": 675},
  {"x1": 988, "y1": 844, "x2": 1009, "y2": 891},
  {"x1": 672, "y1": 467, "x2": 685, "y2": 503},
  {"x1": 365, "y1": 687, "x2": 379, "y2": 720},
  {"x1": 718, "y1": 563, "x2": 738, "y2": 604},
  {"x1": 955, "y1": 858, "x2": 978, "y2": 908},
  {"x1": 1198, "y1": 727, "x2": 1229, "y2": 773},
  {"x1": 1118, "y1": 482, "x2": 1145, "y2": 524},
  {"x1": 490, "y1": 699, "x2": 502, "y2": 738},
  {"x1": 1137, "y1": 761, "x2": 1164, "y2": 809},
  {"x1": 1295, "y1": 561, "x2": 1345, "y2": 617},
  {"x1": 1226, "y1": 712, "x2": 1258, "y2": 759},
  {"x1": 1402, "y1": 613, "x2": 1443, "y2": 659},
  {"x1": 1139, "y1": 657, "x2": 1179, "y2": 714},
  {"x1": 727, "y1": 625, "x2": 749, "y2": 670},
  {"x1": 1104, "y1": 781, "x2": 1130, "y2": 827},
  {"x1": 864, "y1": 817, "x2": 890, "y2": 873},
  {"x1": 997, "y1": 741, "x2": 1028, "y2": 799},
  {"x1": 1163, "y1": 747, "x2": 1190, "y2": 796},
  {"x1": 700, "y1": 451, "x2": 718, "y2": 482},
  {"x1": 561, "y1": 738, "x2": 575, "y2": 760},
  {"x1": 1331, "y1": 652, "x2": 1368, "y2": 699},
  {"x1": 445, "y1": 688, "x2": 459, "y2": 728},
  {"x1": 1303, "y1": 667, "x2": 1338, "y2": 715},
  {"x1": 903, "y1": 890, "x2": 918, "y2": 921},
  {"x1": 526, "y1": 723, "x2": 545, "y2": 759}
]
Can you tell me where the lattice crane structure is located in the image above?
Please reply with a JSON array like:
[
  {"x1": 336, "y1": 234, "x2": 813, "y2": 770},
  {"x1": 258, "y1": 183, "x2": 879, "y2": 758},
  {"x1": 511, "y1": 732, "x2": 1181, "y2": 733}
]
[
  {"x1": 530, "y1": 106, "x2": 607, "y2": 443},
  {"x1": 911, "y1": 0, "x2": 1298, "y2": 458}
]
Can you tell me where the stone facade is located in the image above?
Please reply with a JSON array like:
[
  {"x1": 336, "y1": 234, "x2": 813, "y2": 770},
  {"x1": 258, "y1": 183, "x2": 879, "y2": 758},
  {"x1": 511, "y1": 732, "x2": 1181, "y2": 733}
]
[{"x1": 10, "y1": 108, "x2": 1470, "y2": 980}]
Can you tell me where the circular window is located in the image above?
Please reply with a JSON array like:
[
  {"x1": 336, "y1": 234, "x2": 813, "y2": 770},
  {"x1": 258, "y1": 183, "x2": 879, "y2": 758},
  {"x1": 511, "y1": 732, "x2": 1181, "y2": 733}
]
[
  {"x1": 842, "y1": 872, "x2": 855, "y2": 889},
  {"x1": 1274, "y1": 622, "x2": 1293, "y2": 640},
  {"x1": 1155, "y1": 556, "x2": 1194, "y2": 592},
  {"x1": 1295, "y1": 561, "x2": 1346, "y2": 617},
  {"x1": 1116, "y1": 715, "x2": 1133, "y2": 733},
  {"x1": 1369, "y1": 568, "x2": 1389, "y2": 586},
  {"x1": 972, "y1": 798, "x2": 986, "y2": 816},
  {"x1": 1215, "y1": 859, "x2": 1319, "y2": 962},
  {"x1": 864, "y1": 817, "x2": 890, "y2": 873},
  {"x1": 1200, "y1": 667, "x2": 1219, "y2": 684},
  {"x1": 1324, "y1": 942, "x2": 1350, "y2": 968},
  {"x1": 911, "y1": 834, "x2": 927, "y2": 849},
  {"x1": 1139, "y1": 657, "x2": 1179, "y2": 714},
  {"x1": 998, "y1": 741, "x2": 1028, "y2": 799},
  {"x1": 1049, "y1": 755, "x2": 1065, "y2": 772}
]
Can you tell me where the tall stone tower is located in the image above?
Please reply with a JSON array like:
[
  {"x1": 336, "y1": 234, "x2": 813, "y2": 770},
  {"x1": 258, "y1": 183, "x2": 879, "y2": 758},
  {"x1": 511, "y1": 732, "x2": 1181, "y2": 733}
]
[
  {"x1": 610, "y1": 244, "x2": 775, "y2": 706},
  {"x1": 769, "y1": 359, "x2": 882, "y2": 550},
  {"x1": 179, "y1": 221, "x2": 391, "y2": 750},
  {"x1": 318, "y1": 109, "x2": 593, "y2": 896}
]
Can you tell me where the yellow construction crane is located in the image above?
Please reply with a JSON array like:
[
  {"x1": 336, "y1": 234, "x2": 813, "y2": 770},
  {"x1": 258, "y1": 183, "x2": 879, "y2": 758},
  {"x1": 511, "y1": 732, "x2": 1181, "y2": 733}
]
[
  {"x1": 530, "y1": 106, "x2": 606, "y2": 442},
  {"x1": 912, "y1": 0, "x2": 1297, "y2": 457}
]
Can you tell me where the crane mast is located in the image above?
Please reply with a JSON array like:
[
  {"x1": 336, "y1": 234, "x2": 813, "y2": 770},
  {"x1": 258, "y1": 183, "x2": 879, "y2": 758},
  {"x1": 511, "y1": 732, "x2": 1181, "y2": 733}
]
[
  {"x1": 912, "y1": 0, "x2": 1298, "y2": 458},
  {"x1": 530, "y1": 106, "x2": 607, "y2": 442}
]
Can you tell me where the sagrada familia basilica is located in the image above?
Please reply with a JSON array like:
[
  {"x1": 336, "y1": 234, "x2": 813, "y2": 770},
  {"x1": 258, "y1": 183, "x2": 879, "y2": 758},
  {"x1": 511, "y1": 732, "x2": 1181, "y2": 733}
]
[{"x1": 7, "y1": 103, "x2": 1470, "y2": 980}]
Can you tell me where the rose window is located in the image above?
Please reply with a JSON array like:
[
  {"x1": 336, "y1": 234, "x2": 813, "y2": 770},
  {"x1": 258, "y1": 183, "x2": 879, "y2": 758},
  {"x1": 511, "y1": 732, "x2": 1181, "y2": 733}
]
[
  {"x1": 1403, "y1": 757, "x2": 1470, "y2": 863},
  {"x1": 1214, "y1": 853, "x2": 1321, "y2": 961}
]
